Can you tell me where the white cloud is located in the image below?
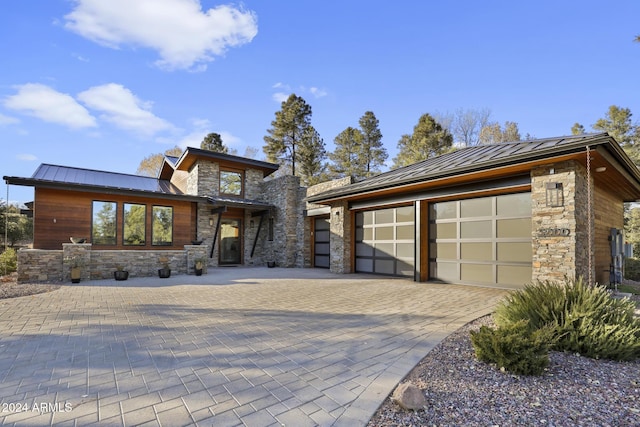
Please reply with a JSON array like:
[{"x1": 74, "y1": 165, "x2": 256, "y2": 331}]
[
  {"x1": 77, "y1": 83, "x2": 173, "y2": 136},
  {"x1": 0, "y1": 113, "x2": 19, "y2": 125},
  {"x1": 17, "y1": 154, "x2": 37, "y2": 161},
  {"x1": 309, "y1": 87, "x2": 327, "y2": 98},
  {"x1": 176, "y1": 120, "x2": 241, "y2": 150},
  {"x1": 64, "y1": 0, "x2": 258, "y2": 71},
  {"x1": 272, "y1": 92, "x2": 289, "y2": 103},
  {"x1": 3, "y1": 83, "x2": 97, "y2": 129}
]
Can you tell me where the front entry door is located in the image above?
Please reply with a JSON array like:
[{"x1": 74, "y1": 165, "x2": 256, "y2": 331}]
[{"x1": 220, "y1": 218, "x2": 242, "y2": 264}]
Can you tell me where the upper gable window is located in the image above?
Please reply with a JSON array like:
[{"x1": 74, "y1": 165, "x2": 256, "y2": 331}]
[{"x1": 220, "y1": 170, "x2": 243, "y2": 196}]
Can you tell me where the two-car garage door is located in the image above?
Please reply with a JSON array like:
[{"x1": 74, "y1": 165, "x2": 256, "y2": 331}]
[{"x1": 354, "y1": 193, "x2": 532, "y2": 288}]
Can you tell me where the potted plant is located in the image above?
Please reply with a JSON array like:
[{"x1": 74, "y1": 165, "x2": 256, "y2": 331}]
[
  {"x1": 194, "y1": 257, "x2": 206, "y2": 276},
  {"x1": 158, "y1": 256, "x2": 171, "y2": 278},
  {"x1": 64, "y1": 255, "x2": 84, "y2": 283},
  {"x1": 114, "y1": 264, "x2": 129, "y2": 281}
]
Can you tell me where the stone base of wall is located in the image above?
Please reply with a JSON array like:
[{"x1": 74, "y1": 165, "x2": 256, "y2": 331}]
[{"x1": 17, "y1": 244, "x2": 208, "y2": 283}]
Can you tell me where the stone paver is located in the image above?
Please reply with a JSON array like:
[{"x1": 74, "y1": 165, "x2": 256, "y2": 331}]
[{"x1": 0, "y1": 267, "x2": 507, "y2": 426}]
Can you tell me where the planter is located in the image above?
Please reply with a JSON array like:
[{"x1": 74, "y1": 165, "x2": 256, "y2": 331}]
[
  {"x1": 195, "y1": 268, "x2": 203, "y2": 276},
  {"x1": 114, "y1": 270, "x2": 129, "y2": 281},
  {"x1": 70, "y1": 267, "x2": 81, "y2": 283},
  {"x1": 267, "y1": 261, "x2": 276, "y2": 268},
  {"x1": 158, "y1": 268, "x2": 171, "y2": 279}
]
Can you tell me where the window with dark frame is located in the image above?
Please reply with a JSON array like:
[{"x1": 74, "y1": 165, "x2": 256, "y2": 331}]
[
  {"x1": 220, "y1": 170, "x2": 243, "y2": 196},
  {"x1": 123, "y1": 203, "x2": 146, "y2": 245},
  {"x1": 92, "y1": 201, "x2": 117, "y2": 245},
  {"x1": 152, "y1": 206, "x2": 173, "y2": 246}
]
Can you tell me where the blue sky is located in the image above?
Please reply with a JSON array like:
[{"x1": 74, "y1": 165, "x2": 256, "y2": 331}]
[{"x1": 2, "y1": 0, "x2": 639, "y2": 204}]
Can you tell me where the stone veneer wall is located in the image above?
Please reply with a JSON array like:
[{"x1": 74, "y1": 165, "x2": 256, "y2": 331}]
[
  {"x1": 531, "y1": 160, "x2": 593, "y2": 283},
  {"x1": 252, "y1": 175, "x2": 303, "y2": 267},
  {"x1": 17, "y1": 244, "x2": 208, "y2": 283}
]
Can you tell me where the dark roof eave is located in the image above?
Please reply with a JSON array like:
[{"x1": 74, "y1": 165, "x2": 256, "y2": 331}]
[
  {"x1": 3, "y1": 177, "x2": 206, "y2": 203},
  {"x1": 206, "y1": 196, "x2": 275, "y2": 211}
]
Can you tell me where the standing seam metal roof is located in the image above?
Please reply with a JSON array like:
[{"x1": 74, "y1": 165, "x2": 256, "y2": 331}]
[{"x1": 307, "y1": 133, "x2": 624, "y2": 202}]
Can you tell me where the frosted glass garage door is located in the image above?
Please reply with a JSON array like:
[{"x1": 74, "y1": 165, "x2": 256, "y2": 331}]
[
  {"x1": 429, "y1": 193, "x2": 532, "y2": 289},
  {"x1": 355, "y1": 205, "x2": 415, "y2": 277}
]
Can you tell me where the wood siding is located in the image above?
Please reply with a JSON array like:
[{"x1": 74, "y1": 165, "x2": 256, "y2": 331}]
[
  {"x1": 33, "y1": 188, "x2": 196, "y2": 250},
  {"x1": 593, "y1": 184, "x2": 624, "y2": 285}
]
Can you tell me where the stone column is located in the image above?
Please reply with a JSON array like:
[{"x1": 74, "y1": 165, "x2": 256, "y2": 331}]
[
  {"x1": 330, "y1": 201, "x2": 351, "y2": 274},
  {"x1": 531, "y1": 160, "x2": 592, "y2": 283}
]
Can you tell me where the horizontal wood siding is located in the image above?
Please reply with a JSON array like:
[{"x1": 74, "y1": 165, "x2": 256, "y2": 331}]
[
  {"x1": 593, "y1": 184, "x2": 624, "y2": 285},
  {"x1": 34, "y1": 188, "x2": 196, "y2": 250}
]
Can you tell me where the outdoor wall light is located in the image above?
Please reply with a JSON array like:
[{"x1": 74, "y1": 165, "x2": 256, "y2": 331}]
[
  {"x1": 545, "y1": 182, "x2": 564, "y2": 207},
  {"x1": 596, "y1": 166, "x2": 607, "y2": 173},
  {"x1": 209, "y1": 218, "x2": 214, "y2": 226}
]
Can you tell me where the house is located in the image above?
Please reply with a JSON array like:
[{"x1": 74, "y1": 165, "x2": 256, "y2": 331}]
[{"x1": 5, "y1": 132, "x2": 640, "y2": 288}]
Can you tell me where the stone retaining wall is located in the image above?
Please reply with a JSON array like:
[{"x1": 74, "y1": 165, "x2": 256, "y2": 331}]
[{"x1": 17, "y1": 244, "x2": 208, "y2": 283}]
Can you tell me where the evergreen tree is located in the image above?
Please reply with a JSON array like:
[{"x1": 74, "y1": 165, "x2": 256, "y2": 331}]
[
  {"x1": 358, "y1": 111, "x2": 387, "y2": 178},
  {"x1": 263, "y1": 94, "x2": 312, "y2": 176},
  {"x1": 571, "y1": 123, "x2": 586, "y2": 135},
  {"x1": 392, "y1": 114, "x2": 453, "y2": 168},
  {"x1": 201, "y1": 132, "x2": 228, "y2": 153},
  {"x1": 329, "y1": 127, "x2": 364, "y2": 179},
  {"x1": 298, "y1": 126, "x2": 327, "y2": 186},
  {"x1": 592, "y1": 106, "x2": 640, "y2": 164}
]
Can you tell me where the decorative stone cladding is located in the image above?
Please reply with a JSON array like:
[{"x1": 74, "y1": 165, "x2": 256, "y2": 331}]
[
  {"x1": 186, "y1": 161, "x2": 219, "y2": 197},
  {"x1": 252, "y1": 175, "x2": 303, "y2": 267},
  {"x1": 305, "y1": 177, "x2": 354, "y2": 273},
  {"x1": 531, "y1": 160, "x2": 593, "y2": 283},
  {"x1": 17, "y1": 249, "x2": 63, "y2": 283},
  {"x1": 16, "y1": 244, "x2": 208, "y2": 283}
]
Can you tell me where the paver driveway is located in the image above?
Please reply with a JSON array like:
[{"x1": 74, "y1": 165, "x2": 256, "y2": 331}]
[{"x1": 0, "y1": 268, "x2": 507, "y2": 426}]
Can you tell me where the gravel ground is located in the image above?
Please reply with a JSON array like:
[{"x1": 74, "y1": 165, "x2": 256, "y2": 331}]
[
  {"x1": 0, "y1": 273, "x2": 60, "y2": 299},
  {"x1": 368, "y1": 313, "x2": 640, "y2": 427}
]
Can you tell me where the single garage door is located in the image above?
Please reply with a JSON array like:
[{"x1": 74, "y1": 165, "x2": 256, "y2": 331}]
[
  {"x1": 429, "y1": 192, "x2": 532, "y2": 289},
  {"x1": 313, "y1": 216, "x2": 330, "y2": 268},
  {"x1": 355, "y1": 205, "x2": 415, "y2": 276}
]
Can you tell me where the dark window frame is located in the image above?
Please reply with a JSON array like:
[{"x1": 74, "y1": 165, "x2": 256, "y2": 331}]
[
  {"x1": 91, "y1": 200, "x2": 117, "y2": 246},
  {"x1": 123, "y1": 203, "x2": 146, "y2": 246},
  {"x1": 151, "y1": 205, "x2": 174, "y2": 246},
  {"x1": 219, "y1": 169, "x2": 244, "y2": 198}
]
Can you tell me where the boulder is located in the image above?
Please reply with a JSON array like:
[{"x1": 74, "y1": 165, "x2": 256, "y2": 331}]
[{"x1": 391, "y1": 382, "x2": 427, "y2": 410}]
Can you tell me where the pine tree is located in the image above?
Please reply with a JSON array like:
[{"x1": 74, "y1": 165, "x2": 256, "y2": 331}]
[
  {"x1": 329, "y1": 127, "x2": 364, "y2": 179},
  {"x1": 298, "y1": 126, "x2": 327, "y2": 186},
  {"x1": 358, "y1": 111, "x2": 387, "y2": 178},
  {"x1": 263, "y1": 94, "x2": 312, "y2": 176},
  {"x1": 201, "y1": 132, "x2": 228, "y2": 153},
  {"x1": 392, "y1": 114, "x2": 453, "y2": 168}
]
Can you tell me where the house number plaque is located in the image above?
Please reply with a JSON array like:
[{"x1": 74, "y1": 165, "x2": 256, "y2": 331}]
[{"x1": 538, "y1": 227, "x2": 571, "y2": 237}]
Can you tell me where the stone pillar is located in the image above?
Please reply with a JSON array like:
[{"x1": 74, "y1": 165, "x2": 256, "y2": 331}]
[
  {"x1": 330, "y1": 201, "x2": 351, "y2": 274},
  {"x1": 531, "y1": 160, "x2": 592, "y2": 283}
]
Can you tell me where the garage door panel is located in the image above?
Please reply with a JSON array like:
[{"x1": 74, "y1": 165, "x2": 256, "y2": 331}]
[
  {"x1": 430, "y1": 193, "x2": 531, "y2": 288},
  {"x1": 355, "y1": 205, "x2": 415, "y2": 277}
]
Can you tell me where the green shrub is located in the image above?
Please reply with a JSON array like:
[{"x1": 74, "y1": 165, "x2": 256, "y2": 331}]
[
  {"x1": 493, "y1": 278, "x2": 640, "y2": 361},
  {"x1": 470, "y1": 320, "x2": 555, "y2": 376},
  {"x1": 0, "y1": 248, "x2": 17, "y2": 274},
  {"x1": 624, "y1": 257, "x2": 640, "y2": 282}
]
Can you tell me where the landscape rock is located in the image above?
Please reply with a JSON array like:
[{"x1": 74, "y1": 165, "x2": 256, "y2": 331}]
[{"x1": 391, "y1": 382, "x2": 427, "y2": 410}]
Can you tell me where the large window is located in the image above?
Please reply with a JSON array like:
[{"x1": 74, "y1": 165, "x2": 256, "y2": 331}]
[
  {"x1": 123, "y1": 203, "x2": 146, "y2": 245},
  {"x1": 220, "y1": 170, "x2": 243, "y2": 196},
  {"x1": 152, "y1": 206, "x2": 173, "y2": 246},
  {"x1": 92, "y1": 201, "x2": 117, "y2": 245}
]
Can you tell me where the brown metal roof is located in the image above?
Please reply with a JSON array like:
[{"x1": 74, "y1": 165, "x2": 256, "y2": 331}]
[{"x1": 307, "y1": 133, "x2": 640, "y2": 203}]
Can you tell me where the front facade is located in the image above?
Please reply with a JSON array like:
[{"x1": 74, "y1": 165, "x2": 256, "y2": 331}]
[{"x1": 5, "y1": 133, "x2": 640, "y2": 288}]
